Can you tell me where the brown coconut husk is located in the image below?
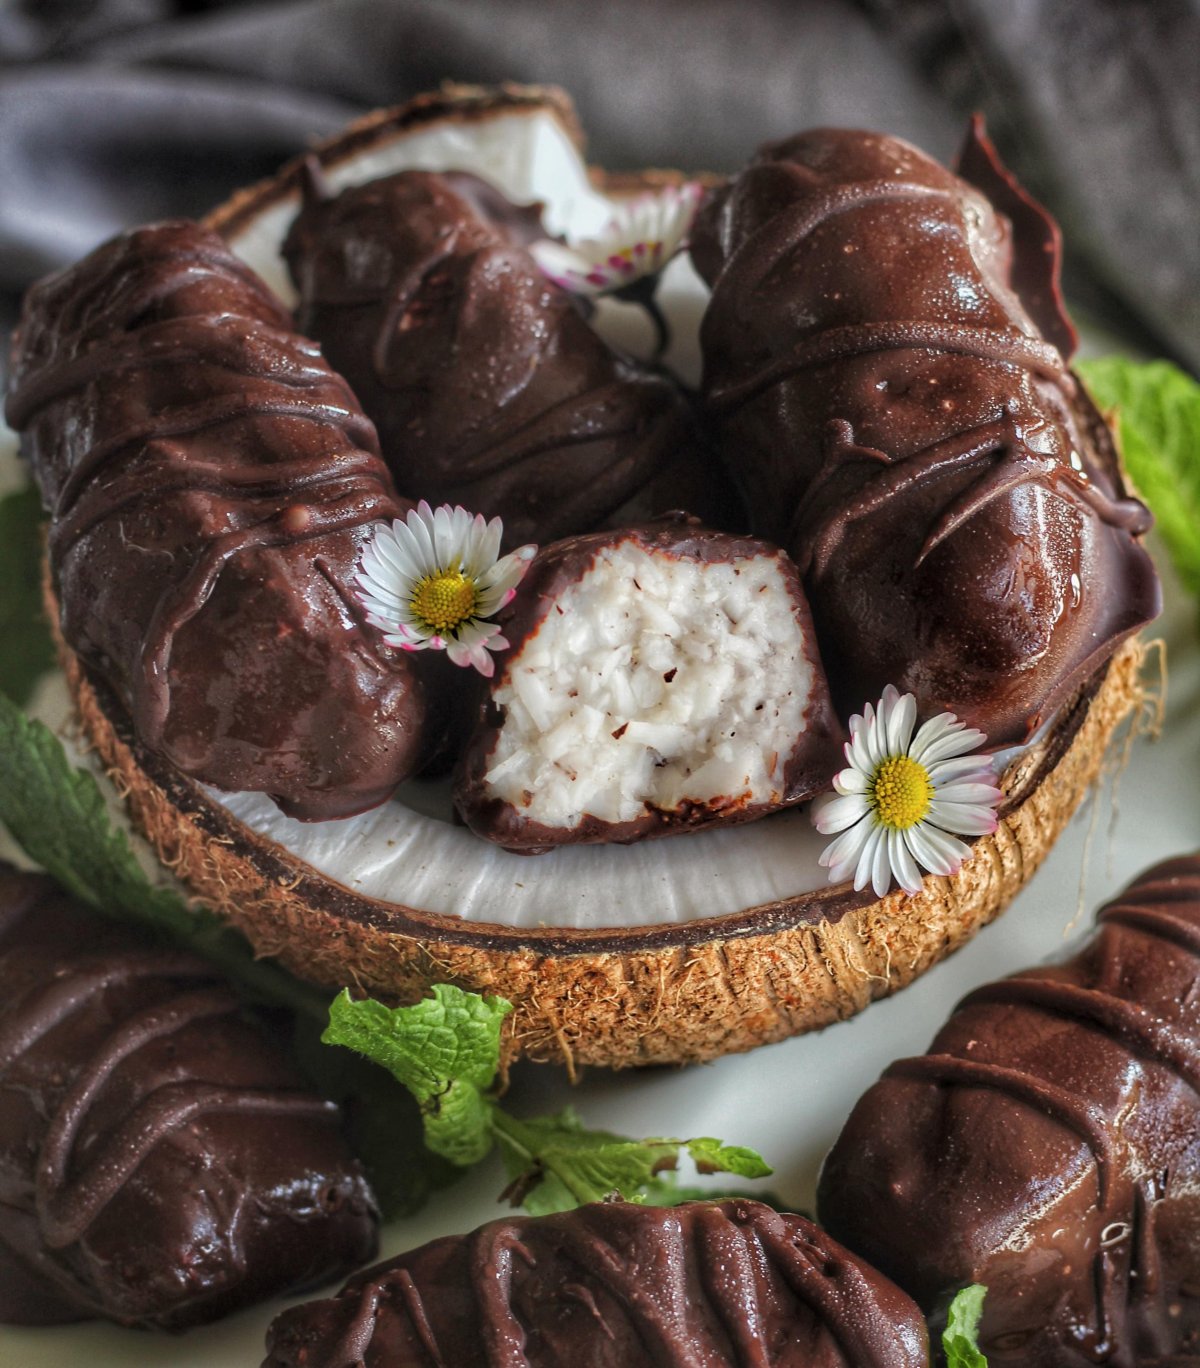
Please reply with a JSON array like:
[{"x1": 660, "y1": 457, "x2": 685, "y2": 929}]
[{"x1": 42, "y1": 83, "x2": 1154, "y2": 1072}]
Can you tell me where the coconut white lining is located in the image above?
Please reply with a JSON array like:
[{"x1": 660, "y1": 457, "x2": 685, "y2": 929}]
[{"x1": 484, "y1": 545, "x2": 812, "y2": 828}]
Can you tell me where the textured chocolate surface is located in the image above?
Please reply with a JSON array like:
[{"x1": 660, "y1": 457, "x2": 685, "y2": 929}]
[
  {"x1": 818, "y1": 854, "x2": 1200, "y2": 1365},
  {"x1": 5, "y1": 219, "x2": 433, "y2": 821},
  {"x1": 263, "y1": 1198, "x2": 929, "y2": 1367},
  {"x1": 0, "y1": 863, "x2": 378, "y2": 1330},
  {"x1": 283, "y1": 168, "x2": 740, "y2": 550},
  {"x1": 693, "y1": 120, "x2": 1159, "y2": 746},
  {"x1": 455, "y1": 517, "x2": 842, "y2": 852}
]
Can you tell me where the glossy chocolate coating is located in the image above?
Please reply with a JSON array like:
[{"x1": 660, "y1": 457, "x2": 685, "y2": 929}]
[
  {"x1": 818, "y1": 855, "x2": 1200, "y2": 1365},
  {"x1": 0, "y1": 863, "x2": 378, "y2": 1330},
  {"x1": 263, "y1": 1198, "x2": 928, "y2": 1367},
  {"x1": 693, "y1": 120, "x2": 1159, "y2": 745},
  {"x1": 455, "y1": 517, "x2": 842, "y2": 852},
  {"x1": 283, "y1": 168, "x2": 739, "y2": 550},
  {"x1": 5, "y1": 220, "x2": 432, "y2": 821}
]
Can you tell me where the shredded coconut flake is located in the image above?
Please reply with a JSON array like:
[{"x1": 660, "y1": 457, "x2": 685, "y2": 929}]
[{"x1": 484, "y1": 544, "x2": 815, "y2": 827}]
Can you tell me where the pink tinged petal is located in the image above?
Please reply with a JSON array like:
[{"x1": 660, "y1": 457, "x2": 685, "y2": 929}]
[
  {"x1": 905, "y1": 823, "x2": 970, "y2": 878},
  {"x1": 833, "y1": 766, "x2": 869, "y2": 795},
  {"x1": 813, "y1": 791, "x2": 871, "y2": 835},
  {"x1": 489, "y1": 634, "x2": 509, "y2": 653},
  {"x1": 926, "y1": 802, "x2": 998, "y2": 837},
  {"x1": 889, "y1": 828, "x2": 923, "y2": 896}
]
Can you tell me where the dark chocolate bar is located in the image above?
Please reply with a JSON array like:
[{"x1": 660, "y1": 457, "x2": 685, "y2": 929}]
[
  {"x1": 692, "y1": 120, "x2": 1158, "y2": 745},
  {"x1": 264, "y1": 1198, "x2": 929, "y2": 1367},
  {"x1": 283, "y1": 167, "x2": 740, "y2": 549},
  {"x1": 818, "y1": 855, "x2": 1200, "y2": 1364},
  {"x1": 0, "y1": 864, "x2": 378, "y2": 1329},
  {"x1": 6, "y1": 220, "x2": 433, "y2": 821}
]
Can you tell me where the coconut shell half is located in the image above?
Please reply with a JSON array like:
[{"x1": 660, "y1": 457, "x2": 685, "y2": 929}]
[{"x1": 47, "y1": 84, "x2": 1153, "y2": 1070}]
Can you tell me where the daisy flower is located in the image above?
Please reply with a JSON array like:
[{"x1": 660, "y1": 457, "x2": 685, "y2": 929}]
[
  {"x1": 813, "y1": 686, "x2": 1003, "y2": 898},
  {"x1": 354, "y1": 501, "x2": 535, "y2": 677},
  {"x1": 529, "y1": 182, "x2": 703, "y2": 297}
]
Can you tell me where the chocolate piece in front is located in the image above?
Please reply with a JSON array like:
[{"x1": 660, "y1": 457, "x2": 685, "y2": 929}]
[
  {"x1": 454, "y1": 518, "x2": 842, "y2": 853},
  {"x1": 263, "y1": 1198, "x2": 929, "y2": 1367},
  {"x1": 693, "y1": 120, "x2": 1159, "y2": 746},
  {"x1": 0, "y1": 863, "x2": 378, "y2": 1330},
  {"x1": 283, "y1": 167, "x2": 740, "y2": 550},
  {"x1": 818, "y1": 854, "x2": 1200, "y2": 1365},
  {"x1": 5, "y1": 220, "x2": 433, "y2": 822}
]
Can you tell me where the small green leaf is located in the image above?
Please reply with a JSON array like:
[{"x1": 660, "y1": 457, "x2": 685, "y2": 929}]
[
  {"x1": 943, "y1": 1285, "x2": 989, "y2": 1368},
  {"x1": 492, "y1": 1109, "x2": 774, "y2": 1216},
  {"x1": 685, "y1": 1136, "x2": 773, "y2": 1178},
  {"x1": 0, "y1": 483, "x2": 56, "y2": 705},
  {"x1": 322, "y1": 985, "x2": 512, "y2": 1167},
  {"x1": 0, "y1": 694, "x2": 324, "y2": 1018},
  {"x1": 1076, "y1": 356, "x2": 1200, "y2": 599},
  {"x1": 632, "y1": 1176, "x2": 786, "y2": 1209}
]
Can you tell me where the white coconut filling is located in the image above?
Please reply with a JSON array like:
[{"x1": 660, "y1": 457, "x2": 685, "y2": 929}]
[{"x1": 483, "y1": 545, "x2": 813, "y2": 828}]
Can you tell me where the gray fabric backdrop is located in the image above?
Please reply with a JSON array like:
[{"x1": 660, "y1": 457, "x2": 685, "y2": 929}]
[{"x1": 1, "y1": 0, "x2": 1197, "y2": 375}]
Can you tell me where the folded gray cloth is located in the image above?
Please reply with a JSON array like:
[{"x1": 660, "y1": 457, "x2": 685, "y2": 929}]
[{"x1": 1, "y1": 0, "x2": 1196, "y2": 373}]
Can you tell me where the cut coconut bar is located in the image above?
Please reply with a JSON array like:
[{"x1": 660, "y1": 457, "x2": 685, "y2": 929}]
[{"x1": 455, "y1": 518, "x2": 841, "y2": 852}]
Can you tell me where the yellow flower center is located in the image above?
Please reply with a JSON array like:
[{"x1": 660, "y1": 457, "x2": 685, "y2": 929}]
[
  {"x1": 411, "y1": 570, "x2": 477, "y2": 634},
  {"x1": 870, "y1": 754, "x2": 934, "y2": 831}
]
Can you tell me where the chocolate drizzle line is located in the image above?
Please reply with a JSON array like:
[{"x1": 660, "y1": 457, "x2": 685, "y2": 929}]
[
  {"x1": 819, "y1": 854, "x2": 1200, "y2": 1364},
  {"x1": 263, "y1": 1200, "x2": 928, "y2": 1367},
  {"x1": 694, "y1": 122, "x2": 1159, "y2": 745},
  {"x1": 6, "y1": 220, "x2": 431, "y2": 821},
  {"x1": 0, "y1": 865, "x2": 379, "y2": 1330},
  {"x1": 4, "y1": 952, "x2": 337, "y2": 1251}
]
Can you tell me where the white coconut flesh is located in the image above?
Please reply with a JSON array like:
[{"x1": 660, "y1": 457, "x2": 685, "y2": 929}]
[
  {"x1": 483, "y1": 544, "x2": 813, "y2": 828},
  {"x1": 0, "y1": 98, "x2": 1042, "y2": 934}
]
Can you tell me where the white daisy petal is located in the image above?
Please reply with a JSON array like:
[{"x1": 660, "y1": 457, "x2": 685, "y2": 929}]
[
  {"x1": 854, "y1": 824, "x2": 886, "y2": 894},
  {"x1": 833, "y1": 767, "x2": 869, "y2": 795},
  {"x1": 819, "y1": 820, "x2": 873, "y2": 881},
  {"x1": 813, "y1": 791, "x2": 871, "y2": 835},
  {"x1": 871, "y1": 828, "x2": 894, "y2": 898},
  {"x1": 931, "y1": 781, "x2": 1004, "y2": 806},
  {"x1": 889, "y1": 828, "x2": 923, "y2": 896},
  {"x1": 927, "y1": 755, "x2": 999, "y2": 787},
  {"x1": 926, "y1": 802, "x2": 999, "y2": 836},
  {"x1": 906, "y1": 823, "x2": 971, "y2": 876},
  {"x1": 885, "y1": 690, "x2": 918, "y2": 755},
  {"x1": 911, "y1": 720, "x2": 989, "y2": 767}
]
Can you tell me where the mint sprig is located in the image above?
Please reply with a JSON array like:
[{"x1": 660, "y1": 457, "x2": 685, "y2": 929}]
[
  {"x1": 0, "y1": 484, "x2": 55, "y2": 704},
  {"x1": 943, "y1": 1285, "x2": 989, "y2": 1368},
  {"x1": 322, "y1": 985, "x2": 773, "y2": 1214},
  {"x1": 1077, "y1": 356, "x2": 1200, "y2": 599}
]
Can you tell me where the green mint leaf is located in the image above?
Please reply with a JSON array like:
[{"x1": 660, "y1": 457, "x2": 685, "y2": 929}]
[
  {"x1": 492, "y1": 1107, "x2": 680, "y2": 1216},
  {"x1": 322, "y1": 985, "x2": 512, "y2": 1167},
  {"x1": 685, "y1": 1136, "x2": 773, "y2": 1178},
  {"x1": 492, "y1": 1109, "x2": 774, "y2": 1216},
  {"x1": 0, "y1": 694, "x2": 324, "y2": 1019},
  {"x1": 943, "y1": 1285, "x2": 989, "y2": 1368},
  {"x1": 1076, "y1": 356, "x2": 1200, "y2": 598},
  {"x1": 0, "y1": 483, "x2": 55, "y2": 705}
]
